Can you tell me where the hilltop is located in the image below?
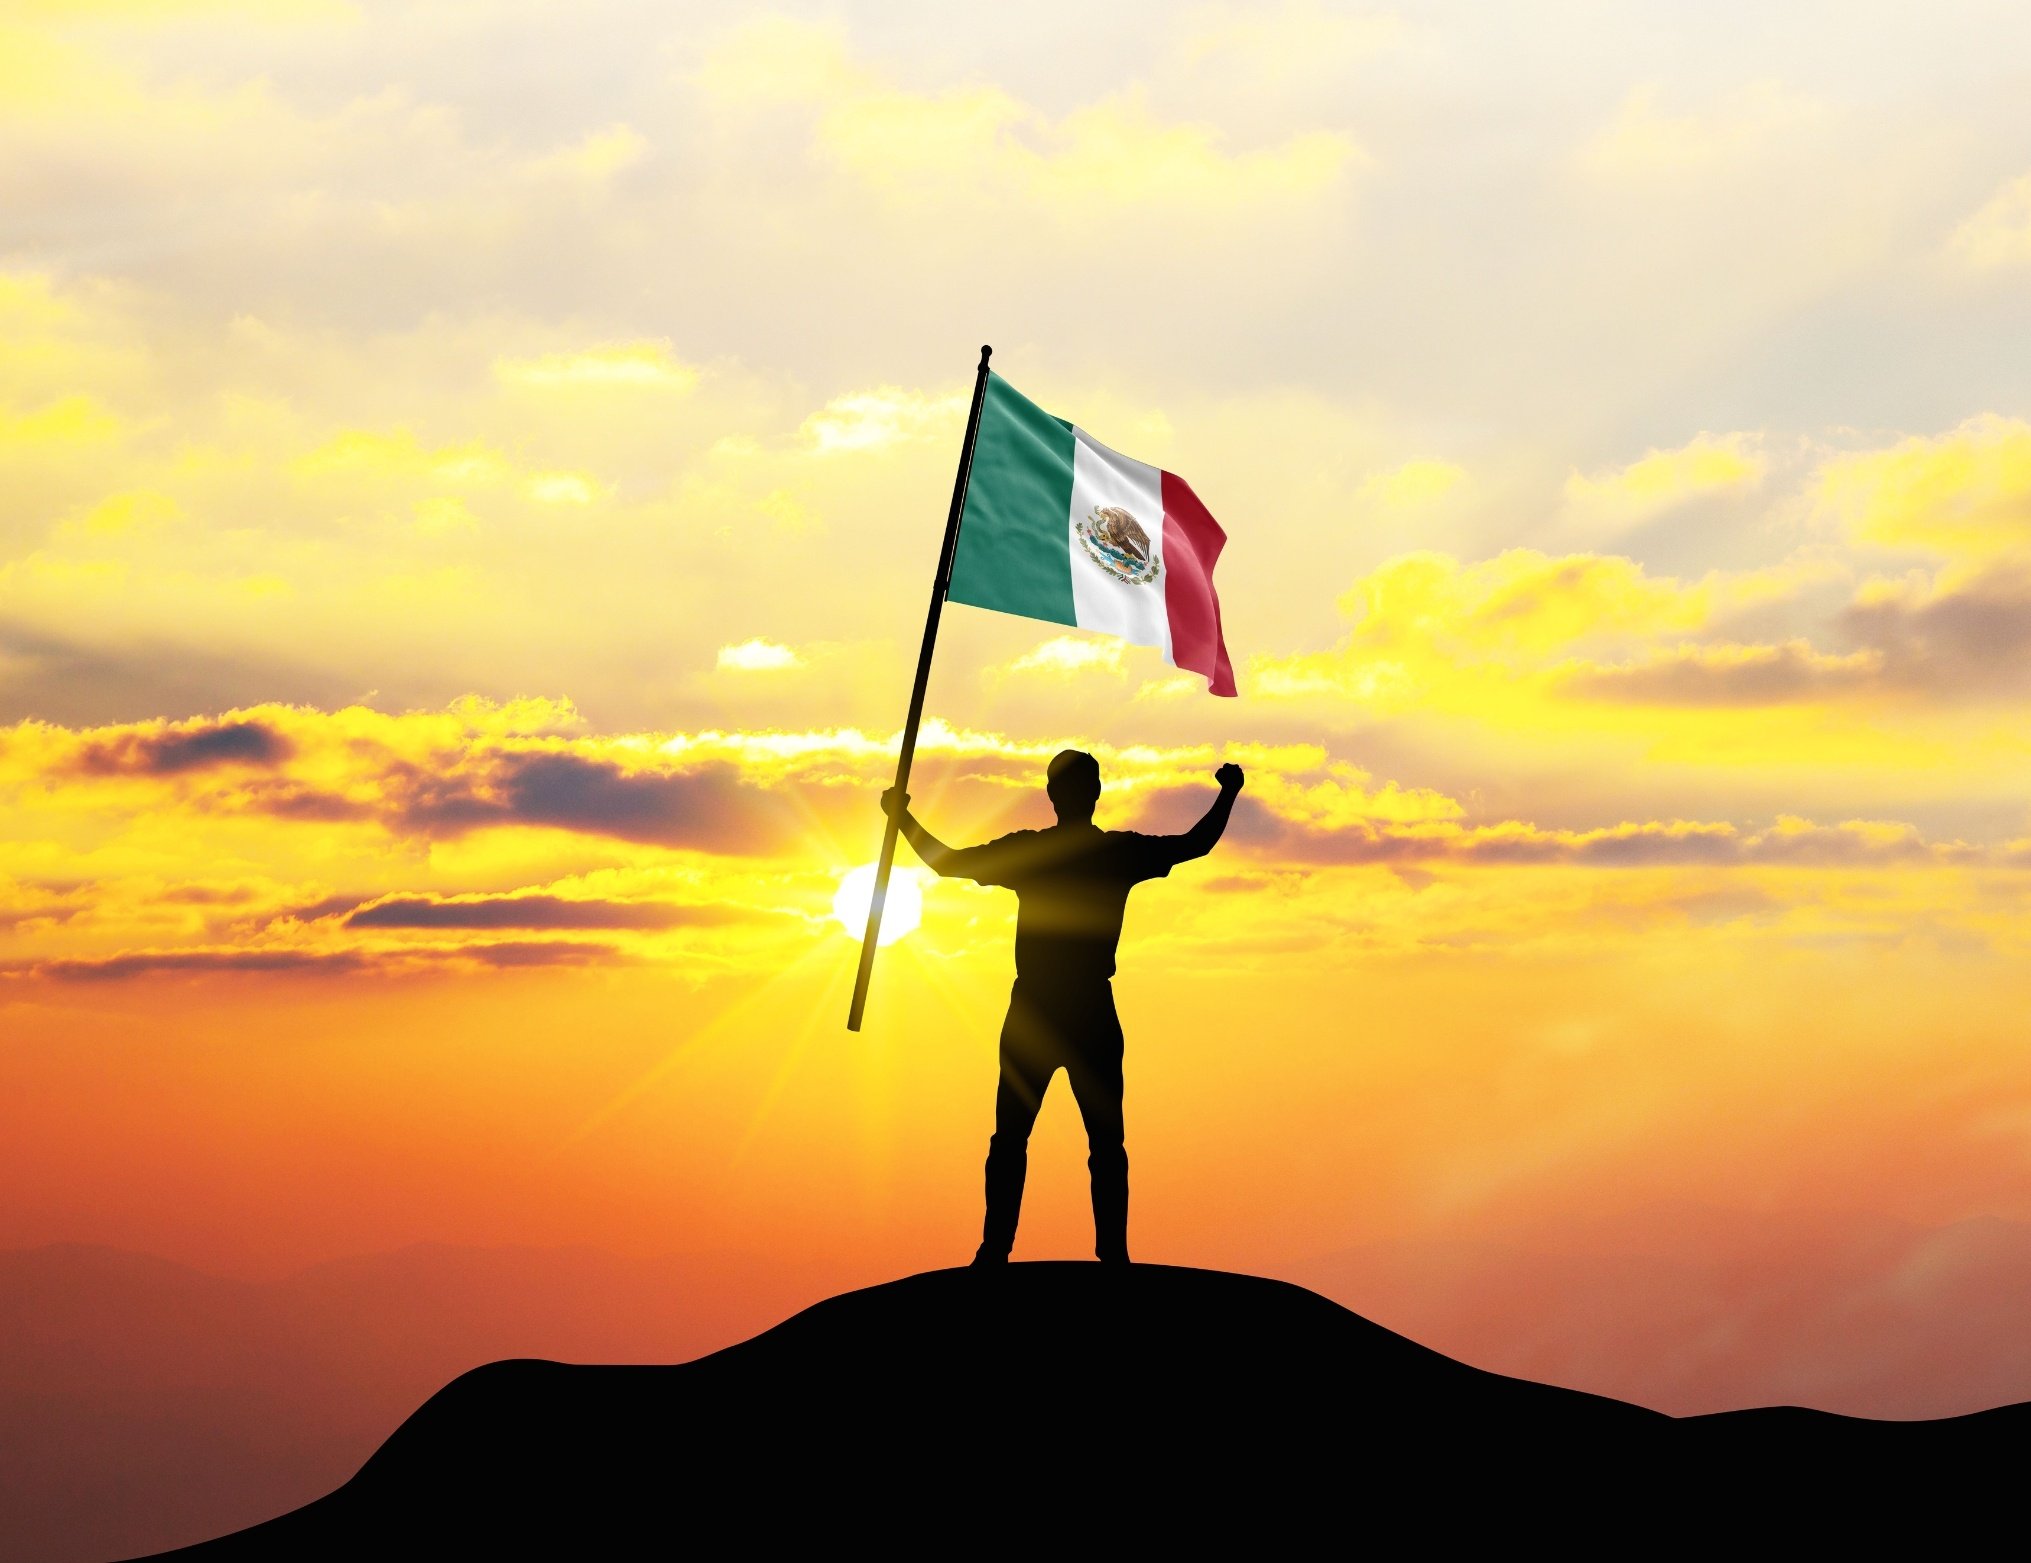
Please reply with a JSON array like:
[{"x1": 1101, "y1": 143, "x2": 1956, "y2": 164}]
[{"x1": 156, "y1": 1262, "x2": 2026, "y2": 1554}]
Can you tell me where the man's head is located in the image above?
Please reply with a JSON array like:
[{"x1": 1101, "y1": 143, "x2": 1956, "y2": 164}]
[{"x1": 1046, "y1": 749, "x2": 1102, "y2": 823}]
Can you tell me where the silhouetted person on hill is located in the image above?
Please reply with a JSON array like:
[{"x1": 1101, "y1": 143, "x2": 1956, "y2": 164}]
[{"x1": 883, "y1": 751, "x2": 1244, "y2": 1265}]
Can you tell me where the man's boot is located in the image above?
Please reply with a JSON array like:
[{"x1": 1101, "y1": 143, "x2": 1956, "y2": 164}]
[
  {"x1": 1089, "y1": 1147, "x2": 1129, "y2": 1264},
  {"x1": 977, "y1": 1132, "x2": 1027, "y2": 1264}
]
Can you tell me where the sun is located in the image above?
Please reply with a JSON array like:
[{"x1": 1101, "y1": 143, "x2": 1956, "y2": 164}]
[{"x1": 832, "y1": 863, "x2": 924, "y2": 945}]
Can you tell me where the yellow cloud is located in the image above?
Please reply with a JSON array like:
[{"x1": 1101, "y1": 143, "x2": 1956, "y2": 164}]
[
  {"x1": 8, "y1": 0, "x2": 352, "y2": 18},
  {"x1": 533, "y1": 123, "x2": 648, "y2": 182},
  {"x1": 1172, "y1": 1, "x2": 1404, "y2": 86},
  {"x1": 1950, "y1": 173, "x2": 2031, "y2": 271},
  {"x1": 58, "y1": 489, "x2": 182, "y2": 539},
  {"x1": 1582, "y1": 81, "x2": 1826, "y2": 176},
  {"x1": 1006, "y1": 636, "x2": 1125, "y2": 676},
  {"x1": 1360, "y1": 459, "x2": 1467, "y2": 509},
  {"x1": 1563, "y1": 433, "x2": 1764, "y2": 532},
  {"x1": 494, "y1": 341, "x2": 699, "y2": 392},
  {"x1": 1562, "y1": 640, "x2": 1886, "y2": 707},
  {"x1": 0, "y1": 394, "x2": 125, "y2": 453},
  {"x1": 824, "y1": 85, "x2": 1361, "y2": 211},
  {"x1": 799, "y1": 387, "x2": 964, "y2": 454},
  {"x1": 692, "y1": 15, "x2": 863, "y2": 105},
  {"x1": 1033, "y1": 92, "x2": 1359, "y2": 207},
  {"x1": 0, "y1": 274, "x2": 146, "y2": 402},
  {"x1": 717, "y1": 639, "x2": 802, "y2": 672},
  {"x1": 412, "y1": 495, "x2": 477, "y2": 537},
  {"x1": 1342, "y1": 548, "x2": 1716, "y2": 658},
  {"x1": 0, "y1": 271, "x2": 77, "y2": 333},
  {"x1": 1257, "y1": 549, "x2": 1684, "y2": 708},
  {"x1": 1248, "y1": 547, "x2": 1871, "y2": 772},
  {"x1": 697, "y1": 16, "x2": 1361, "y2": 216},
  {"x1": 2, "y1": 701, "x2": 2013, "y2": 988},
  {"x1": 291, "y1": 428, "x2": 509, "y2": 485},
  {"x1": 1815, "y1": 415, "x2": 2031, "y2": 564},
  {"x1": 525, "y1": 473, "x2": 597, "y2": 505},
  {"x1": 0, "y1": 22, "x2": 122, "y2": 112}
]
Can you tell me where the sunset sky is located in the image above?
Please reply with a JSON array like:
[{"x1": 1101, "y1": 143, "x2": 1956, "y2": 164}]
[{"x1": 6, "y1": 0, "x2": 2031, "y2": 1396}]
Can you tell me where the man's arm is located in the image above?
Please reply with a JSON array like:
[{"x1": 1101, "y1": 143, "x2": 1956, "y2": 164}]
[
  {"x1": 1166, "y1": 763, "x2": 1245, "y2": 864},
  {"x1": 880, "y1": 788, "x2": 973, "y2": 878}
]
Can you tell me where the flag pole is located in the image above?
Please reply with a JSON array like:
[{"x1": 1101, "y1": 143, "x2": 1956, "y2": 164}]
[{"x1": 846, "y1": 344, "x2": 994, "y2": 1031}]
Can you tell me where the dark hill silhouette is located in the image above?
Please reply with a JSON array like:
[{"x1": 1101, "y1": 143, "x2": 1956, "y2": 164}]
[
  {"x1": 153, "y1": 1263, "x2": 2027, "y2": 1556},
  {"x1": 0, "y1": 1242, "x2": 826, "y2": 1562}
]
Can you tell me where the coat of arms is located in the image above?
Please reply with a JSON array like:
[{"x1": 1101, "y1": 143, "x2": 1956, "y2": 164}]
[{"x1": 1076, "y1": 505, "x2": 1160, "y2": 586}]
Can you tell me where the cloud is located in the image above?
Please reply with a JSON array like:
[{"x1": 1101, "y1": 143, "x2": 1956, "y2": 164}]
[
  {"x1": 1564, "y1": 641, "x2": 1884, "y2": 706},
  {"x1": 1217, "y1": 803, "x2": 1973, "y2": 870},
  {"x1": 1005, "y1": 636, "x2": 1125, "y2": 677},
  {"x1": 6, "y1": 700, "x2": 802, "y2": 855},
  {"x1": 1841, "y1": 564, "x2": 2031, "y2": 695},
  {"x1": 1170, "y1": 1, "x2": 1404, "y2": 91},
  {"x1": 691, "y1": 14, "x2": 861, "y2": 105},
  {"x1": 532, "y1": 123, "x2": 648, "y2": 183},
  {"x1": 797, "y1": 387, "x2": 964, "y2": 454},
  {"x1": 290, "y1": 428, "x2": 512, "y2": 486},
  {"x1": 1562, "y1": 433, "x2": 1765, "y2": 535},
  {"x1": 11, "y1": 699, "x2": 2025, "y2": 866},
  {"x1": 1359, "y1": 460, "x2": 1467, "y2": 510},
  {"x1": 14, "y1": 702, "x2": 2022, "y2": 897},
  {"x1": 23, "y1": 939, "x2": 621, "y2": 981},
  {"x1": 401, "y1": 752, "x2": 795, "y2": 852},
  {"x1": 5, "y1": 699, "x2": 2020, "y2": 991},
  {"x1": 461, "y1": 939, "x2": 624, "y2": 969},
  {"x1": 1745, "y1": 816, "x2": 1939, "y2": 866},
  {"x1": 73, "y1": 716, "x2": 291, "y2": 775},
  {"x1": 696, "y1": 15, "x2": 1364, "y2": 221},
  {"x1": 30, "y1": 948, "x2": 372, "y2": 981},
  {"x1": 8, "y1": 0, "x2": 351, "y2": 18},
  {"x1": 1251, "y1": 549, "x2": 1726, "y2": 705},
  {"x1": 0, "y1": 395, "x2": 126, "y2": 459},
  {"x1": 1814, "y1": 415, "x2": 2031, "y2": 565},
  {"x1": 1950, "y1": 172, "x2": 2031, "y2": 271},
  {"x1": 1581, "y1": 82, "x2": 1828, "y2": 178},
  {"x1": 823, "y1": 84, "x2": 1361, "y2": 213},
  {"x1": 716, "y1": 639, "x2": 802, "y2": 672},
  {"x1": 493, "y1": 341, "x2": 698, "y2": 392},
  {"x1": 525, "y1": 473, "x2": 596, "y2": 505},
  {"x1": 344, "y1": 894, "x2": 748, "y2": 931}
]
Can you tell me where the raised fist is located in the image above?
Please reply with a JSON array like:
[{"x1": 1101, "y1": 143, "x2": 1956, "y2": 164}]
[
  {"x1": 1215, "y1": 763, "x2": 1244, "y2": 792},
  {"x1": 880, "y1": 787, "x2": 910, "y2": 819}
]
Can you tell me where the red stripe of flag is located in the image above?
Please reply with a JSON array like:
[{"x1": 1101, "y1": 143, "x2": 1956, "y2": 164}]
[{"x1": 1159, "y1": 470, "x2": 1237, "y2": 697}]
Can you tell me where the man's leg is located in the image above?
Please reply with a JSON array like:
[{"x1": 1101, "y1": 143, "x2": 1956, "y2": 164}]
[
  {"x1": 979, "y1": 994, "x2": 1054, "y2": 1264},
  {"x1": 1066, "y1": 990, "x2": 1129, "y2": 1264}
]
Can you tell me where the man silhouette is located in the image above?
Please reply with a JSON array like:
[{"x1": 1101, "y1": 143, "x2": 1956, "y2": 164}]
[{"x1": 882, "y1": 752, "x2": 1244, "y2": 1266}]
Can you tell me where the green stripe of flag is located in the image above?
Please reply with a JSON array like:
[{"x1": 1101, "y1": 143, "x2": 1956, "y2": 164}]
[{"x1": 947, "y1": 373, "x2": 1078, "y2": 627}]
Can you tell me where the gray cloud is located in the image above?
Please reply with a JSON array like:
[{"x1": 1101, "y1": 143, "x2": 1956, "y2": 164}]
[
  {"x1": 1841, "y1": 565, "x2": 2031, "y2": 697},
  {"x1": 346, "y1": 894, "x2": 753, "y2": 930},
  {"x1": 1565, "y1": 642, "x2": 1884, "y2": 706},
  {"x1": 1137, "y1": 790, "x2": 1971, "y2": 870},
  {"x1": 390, "y1": 753, "x2": 795, "y2": 853},
  {"x1": 74, "y1": 718, "x2": 293, "y2": 776},
  {"x1": 30, "y1": 949, "x2": 371, "y2": 981},
  {"x1": 22, "y1": 940, "x2": 624, "y2": 981}
]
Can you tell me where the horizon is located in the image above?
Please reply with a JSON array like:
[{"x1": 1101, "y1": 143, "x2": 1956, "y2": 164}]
[{"x1": 4, "y1": 1, "x2": 2031, "y2": 1554}]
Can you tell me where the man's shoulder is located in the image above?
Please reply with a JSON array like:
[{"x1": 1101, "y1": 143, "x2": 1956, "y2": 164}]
[{"x1": 1103, "y1": 828, "x2": 1180, "y2": 876}]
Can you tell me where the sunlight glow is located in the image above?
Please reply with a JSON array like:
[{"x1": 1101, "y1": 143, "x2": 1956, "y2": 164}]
[{"x1": 832, "y1": 863, "x2": 923, "y2": 945}]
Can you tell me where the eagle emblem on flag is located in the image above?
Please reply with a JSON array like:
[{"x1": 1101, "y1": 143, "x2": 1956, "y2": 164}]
[{"x1": 1077, "y1": 505, "x2": 1160, "y2": 586}]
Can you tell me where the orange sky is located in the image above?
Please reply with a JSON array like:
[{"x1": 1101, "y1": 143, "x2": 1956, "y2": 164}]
[{"x1": 4, "y1": 0, "x2": 2031, "y2": 1352}]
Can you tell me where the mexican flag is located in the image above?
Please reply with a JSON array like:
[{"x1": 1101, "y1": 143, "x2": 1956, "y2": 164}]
[{"x1": 947, "y1": 373, "x2": 1237, "y2": 696}]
